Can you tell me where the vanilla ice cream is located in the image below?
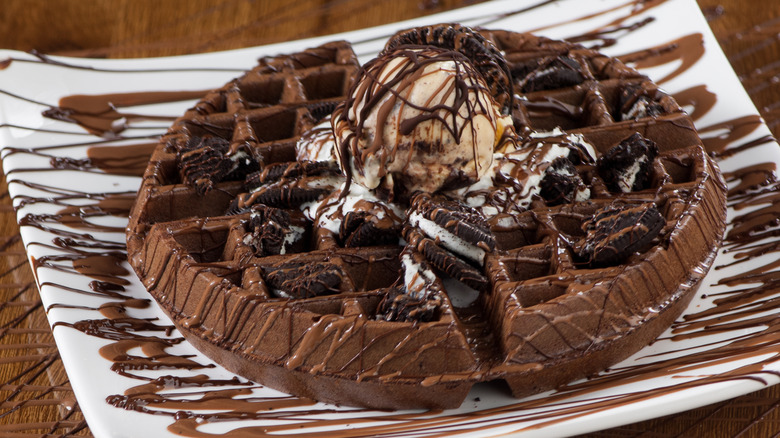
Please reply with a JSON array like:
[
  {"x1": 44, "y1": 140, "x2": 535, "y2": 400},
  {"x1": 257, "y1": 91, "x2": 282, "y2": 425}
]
[{"x1": 333, "y1": 46, "x2": 512, "y2": 199}]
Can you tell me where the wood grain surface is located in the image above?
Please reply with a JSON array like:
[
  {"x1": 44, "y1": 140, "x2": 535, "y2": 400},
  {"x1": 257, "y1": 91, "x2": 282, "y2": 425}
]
[{"x1": 1, "y1": 0, "x2": 780, "y2": 437}]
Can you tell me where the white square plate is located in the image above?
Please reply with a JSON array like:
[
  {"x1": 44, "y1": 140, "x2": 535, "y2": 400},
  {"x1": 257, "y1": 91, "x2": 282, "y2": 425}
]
[{"x1": 2, "y1": 0, "x2": 780, "y2": 437}]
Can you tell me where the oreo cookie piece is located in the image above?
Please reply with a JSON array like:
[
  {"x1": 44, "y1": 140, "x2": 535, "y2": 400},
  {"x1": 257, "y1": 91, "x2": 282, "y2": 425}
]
[
  {"x1": 597, "y1": 133, "x2": 659, "y2": 193},
  {"x1": 178, "y1": 136, "x2": 233, "y2": 194},
  {"x1": 304, "y1": 101, "x2": 340, "y2": 123},
  {"x1": 376, "y1": 249, "x2": 443, "y2": 322},
  {"x1": 245, "y1": 205, "x2": 309, "y2": 257},
  {"x1": 404, "y1": 227, "x2": 489, "y2": 290},
  {"x1": 376, "y1": 286, "x2": 441, "y2": 323},
  {"x1": 262, "y1": 261, "x2": 344, "y2": 299},
  {"x1": 384, "y1": 23, "x2": 514, "y2": 115},
  {"x1": 245, "y1": 160, "x2": 340, "y2": 191},
  {"x1": 540, "y1": 156, "x2": 589, "y2": 205},
  {"x1": 339, "y1": 211, "x2": 400, "y2": 248},
  {"x1": 577, "y1": 203, "x2": 665, "y2": 266},
  {"x1": 561, "y1": 134, "x2": 597, "y2": 165},
  {"x1": 517, "y1": 56, "x2": 585, "y2": 93},
  {"x1": 617, "y1": 83, "x2": 665, "y2": 121},
  {"x1": 227, "y1": 173, "x2": 341, "y2": 215},
  {"x1": 407, "y1": 193, "x2": 496, "y2": 265},
  {"x1": 179, "y1": 135, "x2": 260, "y2": 195}
]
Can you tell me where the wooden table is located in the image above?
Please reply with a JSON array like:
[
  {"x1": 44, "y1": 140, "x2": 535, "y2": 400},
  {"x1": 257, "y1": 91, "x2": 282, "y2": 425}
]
[{"x1": 1, "y1": 0, "x2": 779, "y2": 436}]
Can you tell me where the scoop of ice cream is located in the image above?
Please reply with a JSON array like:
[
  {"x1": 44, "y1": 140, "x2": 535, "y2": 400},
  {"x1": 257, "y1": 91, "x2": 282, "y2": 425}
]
[{"x1": 333, "y1": 46, "x2": 511, "y2": 200}]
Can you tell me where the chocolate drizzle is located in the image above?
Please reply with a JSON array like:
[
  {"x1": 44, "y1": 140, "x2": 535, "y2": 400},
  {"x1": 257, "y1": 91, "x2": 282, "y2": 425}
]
[
  {"x1": 619, "y1": 33, "x2": 706, "y2": 85},
  {"x1": 4, "y1": 0, "x2": 780, "y2": 436},
  {"x1": 44, "y1": 90, "x2": 210, "y2": 137},
  {"x1": 333, "y1": 44, "x2": 503, "y2": 198},
  {"x1": 0, "y1": 74, "x2": 211, "y2": 138}
]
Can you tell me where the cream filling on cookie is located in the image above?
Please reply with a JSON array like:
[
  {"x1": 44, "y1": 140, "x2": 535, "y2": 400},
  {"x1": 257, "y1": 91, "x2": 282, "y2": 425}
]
[
  {"x1": 280, "y1": 225, "x2": 305, "y2": 254},
  {"x1": 566, "y1": 133, "x2": 597, "y2": 164},
  {"x1": 312, "y1": 183, "x2": 405, "y2": 235},
  {"x1": 456, "y1": 137, "x2": 593, "y2": 218},
  {"x1": 272, "y1": 289, "x2": 294, "y2": 299},
  {"x1": 243, "y1": 211, "x2": 306, "y2": 255},
  {"x1": 528, "y1": 126, "x2": 566, "y2": 138},
  {"x1": 247, "y1": 174, "x2": 341, "y2": 196},
  {"x1": 401, "y1": 252, "x2": 437, "y2": 299},
  {"x1": 448, "y1": 152, "x2": 503, "y2": 213},
  {"x1": 501, "y1": 142, "x2": 573, "y2": 207},
  {"x1": 547, "y1": 160, "x2": 592, "y2": 201},
  {"x1": 408, "y1": 212, "x2": 485, "y2": 265},
  {"x1": 529, "y1": 128, "x2": 597, "y2": 163},
  {"x1": 617, "y1": 156, "x2": 647, "y2": 193},
  {"x1": 622, "y1": 99, "x2": 648, "y2": 121}
]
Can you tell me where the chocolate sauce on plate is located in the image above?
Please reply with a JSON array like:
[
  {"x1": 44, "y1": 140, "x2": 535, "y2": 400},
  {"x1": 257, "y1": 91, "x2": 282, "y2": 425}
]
[{"x1": 4, "y1": 0, "x2": 780, "y2": 436}]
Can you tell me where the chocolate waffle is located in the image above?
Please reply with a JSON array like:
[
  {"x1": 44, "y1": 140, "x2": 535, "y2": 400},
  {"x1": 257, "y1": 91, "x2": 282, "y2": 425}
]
[{"x1": 126, "y1": 28, "x2": 727, "y2": 410}]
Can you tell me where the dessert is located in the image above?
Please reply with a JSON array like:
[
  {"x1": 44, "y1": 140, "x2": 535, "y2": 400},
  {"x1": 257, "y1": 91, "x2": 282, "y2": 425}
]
[
  {"x1": 334, "y1": 45, "x2": 508, "y2": 198},
  {"x1": 126, "y1": 25, "x2": 727, "y2": 410}
]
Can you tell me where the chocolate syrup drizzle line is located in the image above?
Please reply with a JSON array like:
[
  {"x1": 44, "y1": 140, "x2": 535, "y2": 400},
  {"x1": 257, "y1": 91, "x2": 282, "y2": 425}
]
[
  {"x1": 1, "y1": 136, "x2": 159, "y2": 158},
  {"x1": 563, "y1": 16, "x2": 656, "y2": 50},
  {"x1": 12, "y1": 193, "x2": 137, "y2": 216},
  {"x1": 2, "y1": 50, "x2": 248, "y2": 74},
  {"x1": 520, "y1": 0, "x2": 666, "y2": 49},
  {"x1": 0, "y1": 78, "x2": 207, "y2": 138},
  {"x1": 0, "y1": 202, "x2": 90, "y2": 435},
  {"x1": 4, "y1": 0, "x2": 774, "y2": 436},
  {"x1": 0, "y1": 123, "x2": 107, "y2": 137},
  {"x1": 0, "y1": 88, "x2": 57, "y2": 108}
]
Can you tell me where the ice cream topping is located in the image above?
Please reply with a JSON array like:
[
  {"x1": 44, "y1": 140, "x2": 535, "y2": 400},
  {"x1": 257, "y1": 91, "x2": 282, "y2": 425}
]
[{"x1": 333, "y1": 46, "x2": 512, "y2": 200}]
